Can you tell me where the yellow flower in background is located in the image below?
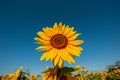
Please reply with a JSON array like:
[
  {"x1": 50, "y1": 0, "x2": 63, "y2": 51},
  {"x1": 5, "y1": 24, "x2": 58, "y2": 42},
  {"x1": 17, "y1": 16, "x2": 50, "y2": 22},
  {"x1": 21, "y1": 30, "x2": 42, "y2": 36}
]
[
  {"x1": 113, "y1": 70, "x2": 118, "y2": 73},
  {"x1": 81, "y1": 76, "x2": 86, "y2": 80},
  {"x1": 46, "y1": 66, "x2": 50, "y2": 70},
  {"x1": 30, "y1": 74, "x2": 37, "y2": 80},
  {"x1": 42, "y1": 71, "x2": 54, "y2": 80},
  {"x1": 75, "y1": 65, "x2": 81, "y2": 71},
  {"x1": 2, "y1": 75, "x2": 8, "y2": 80},
  {"x1": 82, "y1": 66, "x2": 85, "y2": 71},
  {"x1": 42, "y1": 71, "x2": 74, "y2": 80},
  {"x1": 34, "y1": 22, "x2": 84, "y2": 68},
  {"x1": 99, "y1": 72, "x2": 107, "y2": 79},
  {"x1": 87, "y1": 71, "x2": 92, "y2": 75},
  {"x1": 2, "y1": 66, "x2": 22, "y2": 80},
  {"x1": 117, "y1": 69, "x2": 120, "y2": 72},
  {"x1": 8, "y1": 66, "x2": 22, "y2": 80}
]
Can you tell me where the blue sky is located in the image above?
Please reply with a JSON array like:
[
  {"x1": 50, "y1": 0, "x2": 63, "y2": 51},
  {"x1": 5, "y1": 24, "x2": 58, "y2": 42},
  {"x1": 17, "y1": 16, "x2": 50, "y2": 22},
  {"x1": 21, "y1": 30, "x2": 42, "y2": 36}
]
[{"x1": 0, "y1": 0, "x2": 120, "y2": 75}]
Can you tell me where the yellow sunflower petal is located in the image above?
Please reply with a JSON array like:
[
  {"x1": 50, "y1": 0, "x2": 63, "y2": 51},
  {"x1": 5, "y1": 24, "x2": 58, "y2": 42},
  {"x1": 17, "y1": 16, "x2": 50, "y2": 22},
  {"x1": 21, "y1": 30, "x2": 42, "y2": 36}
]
[
  {"x1": 60, "y1": 49, "x2": 75, "y2": 64},
  {"x1": 40, "y1": 52, "x2": 47, "y2": 60},
  {"x1": 66, "y1": 31, "x2": 76, "y2": 38},
  {"x1": 63, "y1": 26, "x2": 71, "y2": 35},
  {"x1": 59, "y1": 49, "x2": 69, "y2": 63},
  {"x1": 66, "y1": 53, "x2": 75, "y2": 63},
  {"x1": 50, "y1": 48, "x2": 57, "y2": 61},
  {"x1": 45, "y1": 49, "x2": 54, "y2": 61},
  {"x1": 66, "y1": 47, "x2": 80, "y2": 56},
  {"x1": 58, "y1": 58, "x2": 63, "y2": 68},
  {"x1": 53, "y1": 22, "x2": 59, "y2": 34},
  {"x1": 54, "y1": 53, "x2": 60, "y2": 66},
  {"x1": 68, "y1": 40, "x2": 84, "y2": 45},
  {"x1": 59, "y1": 22, "x2": 62, "y2": 27},
  {"x1": 68, "y1": 27, "x2": 74, "y2": 33},
  {"x1": 61, "y1": 24, "x2": 65, "y2": 33},
  {"x1": 66, "y1": 45, "x2": 83, "y2": 56},
  {"x1": 34, "y1": 37, "x2": 50, "y2": 44},
  {"x1": 37, "y1": 32, "x2": 50, "y2": 40},
  {"x1": 65, "y1": 27, "x2": 76, "y2": 37},
  {"x1": 42, "y1": 27, "x2": 53, "y2": 37},
  {"x1": 36, "y1": 45, "x2": 52, "y2": 50},
  {"x1": 58, "y1": 22, "x2": 65, "y2": 34},
  {"x1": 69, "y1": 44, "x2": 83, "y2": 51},
  {"x1": 40, "y1": 49, "x2": 54, "y2": 61},
  {"x1": 53, "y1": 22, "x2": 58, "y2": 29},
  {"x1": 68, "y1": 33, "x2": 80, "y2": 41},
  {"x1": 66, "y1": 52, "x2": 75, "y2": 63}
]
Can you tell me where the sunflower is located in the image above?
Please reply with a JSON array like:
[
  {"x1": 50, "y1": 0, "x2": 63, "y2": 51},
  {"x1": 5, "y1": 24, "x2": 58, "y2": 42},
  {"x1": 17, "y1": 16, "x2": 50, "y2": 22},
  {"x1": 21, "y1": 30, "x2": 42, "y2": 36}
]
[
  {"x1": 34, "y1": 22, "x2": 84, "y2": 68},
  {"x1": 42, "y1": 71, "x2": 74, "y2": 80},
  {"x1": 42, "y1": 71, "x2": 54, "y2": 80},
  {"x1": 2, "y1": 66, "x2": 22, "y2": 80},
  {"x1": 30, "y1": 74, "x2": 37, "y2": 80},
  {"x1": 75, "y1": 65, "x2": 81, "y2": 71}
]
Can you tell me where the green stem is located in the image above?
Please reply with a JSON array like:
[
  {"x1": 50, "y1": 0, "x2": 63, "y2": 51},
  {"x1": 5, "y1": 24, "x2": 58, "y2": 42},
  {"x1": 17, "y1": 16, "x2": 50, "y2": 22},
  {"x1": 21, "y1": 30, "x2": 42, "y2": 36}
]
[
  {"x1": 54, "y1": 65, "x2": 60, "y2": 80},
  {"x1": 53, "y1": 61, "x2": 62, "y2": 80},
  {"x1": 54, "y1": 67, "x2": 57, "y2": 80},
  {"x1": 54, "y1": 66, "x2": 60, "y2": 80}
]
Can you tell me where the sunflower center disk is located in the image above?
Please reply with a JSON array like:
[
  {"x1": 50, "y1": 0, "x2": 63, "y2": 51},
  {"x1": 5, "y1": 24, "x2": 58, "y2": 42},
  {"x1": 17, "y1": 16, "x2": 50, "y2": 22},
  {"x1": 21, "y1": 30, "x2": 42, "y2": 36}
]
[{"x1": 50, "y1": 34, "x2": 68, "y2": 49}]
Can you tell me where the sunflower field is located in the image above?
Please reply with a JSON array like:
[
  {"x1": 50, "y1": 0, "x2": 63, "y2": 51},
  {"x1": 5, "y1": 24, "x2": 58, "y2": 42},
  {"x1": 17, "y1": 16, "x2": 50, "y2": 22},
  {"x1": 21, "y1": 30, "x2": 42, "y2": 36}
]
[
  {"x1": 1, "y1": 22, "x2": 120, "y2": 80},
  {"x1": 1, "y1": 65, "x2": 120, "y2": 80}
]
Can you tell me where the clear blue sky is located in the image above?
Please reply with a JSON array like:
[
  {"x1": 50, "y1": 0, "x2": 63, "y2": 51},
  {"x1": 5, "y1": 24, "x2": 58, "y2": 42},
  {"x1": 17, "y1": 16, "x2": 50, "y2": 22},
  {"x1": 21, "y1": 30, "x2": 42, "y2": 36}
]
[{"x1": 0, "y1": 0, "x2": 120, "y2": 75}]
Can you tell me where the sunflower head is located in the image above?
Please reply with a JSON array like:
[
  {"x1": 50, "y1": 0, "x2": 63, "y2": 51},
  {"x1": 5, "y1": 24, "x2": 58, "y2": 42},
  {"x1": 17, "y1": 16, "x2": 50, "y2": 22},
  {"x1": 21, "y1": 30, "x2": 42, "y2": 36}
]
[
  {"x1": 34, "y1": 22, "x2": 84, "y2": 68},
  {"x1": 30, "y1": 74, "x2": 37, "y2": 80},
  {"x1": 50, "y1": 34, "x2": 68, "y2": 49},
  {"x1": 75, "y1": 65, "x2": 81, "y2": 71}
]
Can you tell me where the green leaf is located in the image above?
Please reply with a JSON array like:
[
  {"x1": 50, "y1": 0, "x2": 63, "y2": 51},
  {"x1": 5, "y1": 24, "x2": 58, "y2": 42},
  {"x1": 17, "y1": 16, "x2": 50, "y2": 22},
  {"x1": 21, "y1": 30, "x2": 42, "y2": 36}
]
[{"x1": 61, "y1": 66, "x2": 76, "y2": 75}]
